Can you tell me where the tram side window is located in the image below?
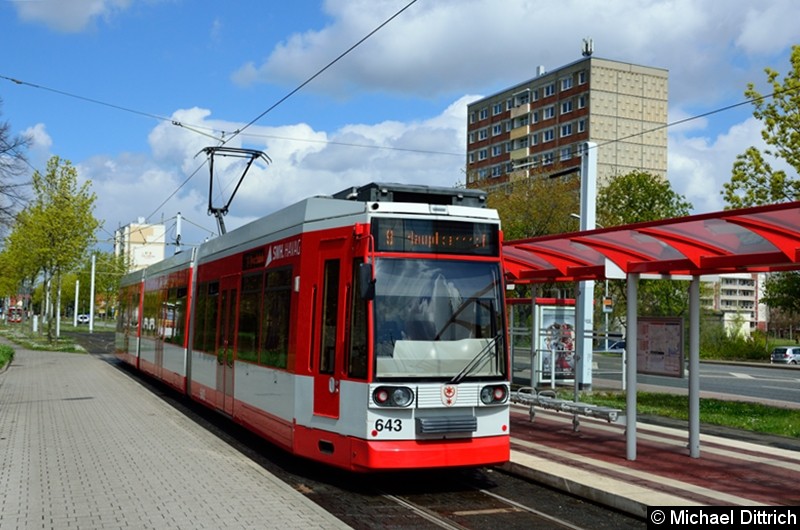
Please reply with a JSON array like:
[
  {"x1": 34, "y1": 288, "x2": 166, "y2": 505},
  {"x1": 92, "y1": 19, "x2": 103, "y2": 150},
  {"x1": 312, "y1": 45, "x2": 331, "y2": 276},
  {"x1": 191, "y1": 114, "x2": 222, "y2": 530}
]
[
  {"x1": 130, "y1": 293, "x2": 140, "y2": 332},
  {"x1": 192, "y1": 285, "x2": 207, "y2": 351},
  {"x1": 117, "y1": 287, "x2": 134, "y2": 333},
  {"x1": 162, "y1": 286, "x2": 186, "y2": 344},
  {"x1": 260, "y1": 268, "x2": 291, "y2": 369},
  {"x1": 348, "y1": 259, "x2": 368, "y2": 379},
  {"x1": 142, "y1": 289, "x2": 160, "y2": 338},
  {"x1": 319, "y1": 260, "x2": 339, "y2": 375},
  {"x1": 193, "y1": 281, "x2": 219, "y2": 353},
  {"x1": 172, "y1": 287, "x2": 187, "y2": 346},
  {"x1": 237, "y1": 273, "x2": 262, "y2": 363}
]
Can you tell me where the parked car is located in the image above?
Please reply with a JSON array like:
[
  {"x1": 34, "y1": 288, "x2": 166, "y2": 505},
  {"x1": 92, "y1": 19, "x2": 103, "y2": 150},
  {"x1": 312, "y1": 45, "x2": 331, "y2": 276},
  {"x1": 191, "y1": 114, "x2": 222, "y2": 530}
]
[
  {"x1": 770, "y1": 346, "x2": 800, "y2": 364},
  {"x1": 596, "y1": 340, "x2": 626, "y2": 354},
  {"x1": 77, "y1": 314, "x2": 90, "y2": 324}
]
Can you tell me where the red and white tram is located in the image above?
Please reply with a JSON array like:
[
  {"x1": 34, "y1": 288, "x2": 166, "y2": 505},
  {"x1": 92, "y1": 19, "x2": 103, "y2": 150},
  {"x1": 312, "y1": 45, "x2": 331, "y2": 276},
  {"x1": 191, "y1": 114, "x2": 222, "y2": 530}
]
[{"x1": 116, "y1": 183, "x2": 510, "y2": 471}]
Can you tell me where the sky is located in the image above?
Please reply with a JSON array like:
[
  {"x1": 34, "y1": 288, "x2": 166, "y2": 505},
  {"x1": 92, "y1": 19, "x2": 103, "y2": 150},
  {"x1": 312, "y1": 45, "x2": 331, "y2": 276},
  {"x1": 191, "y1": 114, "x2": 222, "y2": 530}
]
[{"x1": 1, "y1": 0, "x2": 799, "y2": 252}]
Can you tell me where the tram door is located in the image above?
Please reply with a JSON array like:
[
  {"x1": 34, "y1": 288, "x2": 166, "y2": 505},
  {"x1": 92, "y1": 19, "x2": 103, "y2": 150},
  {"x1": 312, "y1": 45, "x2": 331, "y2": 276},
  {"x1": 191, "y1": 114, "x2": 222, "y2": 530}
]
[
  {"x1": 313, "y1": 240, "x2": 347, "y2": 419},
  {"x1": 216, "y1": 275, "x2": 238, "y2": 415}
]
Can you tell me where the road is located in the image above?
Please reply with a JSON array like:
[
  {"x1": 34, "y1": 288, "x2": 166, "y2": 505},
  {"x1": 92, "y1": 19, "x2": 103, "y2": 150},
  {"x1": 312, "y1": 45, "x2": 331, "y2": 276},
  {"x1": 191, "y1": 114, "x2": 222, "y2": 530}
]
[{"x1": 593, "y1": 352, "x2": 800, "y2": 408}]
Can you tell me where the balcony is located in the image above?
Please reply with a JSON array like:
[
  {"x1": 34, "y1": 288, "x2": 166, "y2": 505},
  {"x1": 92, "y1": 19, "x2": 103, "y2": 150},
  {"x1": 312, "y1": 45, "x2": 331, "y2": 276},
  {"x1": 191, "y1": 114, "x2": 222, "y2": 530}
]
[{"x1": 510, "y1": 103, "x2": 530, "y2": 119}]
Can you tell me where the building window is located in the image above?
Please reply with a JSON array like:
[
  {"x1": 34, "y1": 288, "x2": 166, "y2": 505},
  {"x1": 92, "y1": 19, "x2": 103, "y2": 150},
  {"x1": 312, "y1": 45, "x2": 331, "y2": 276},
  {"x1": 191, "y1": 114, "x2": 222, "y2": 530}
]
[
  {"x1": 491, "y1": 166, "x2": 503, "y2": 178},
  {"x1": 560, "y1": 123, "x2": 573, "y2": 137},
  {"x1": 468, "y1": 132, "x2": 475, "y2": 144},
  {"x1": 543, "y1": 106, "x2": 555, "y2": 120},
  {"x1": 493, "y1": 103, "x2": 503, "y2": 115},
  {"x1": 514, "y1": 115, "x2": 529, "y2": 128},
  {"x1": 515, "y1": 92, "x2": 530, "y2": 106},
  {"x1": 561, "y1": 77, "x2": 573, "y2": 91},
  {"x1": 542, "y1": 152, "x2": 554, "y2": 165},
  {"x1": 478, "y1": 129, "x2": 488, "y2": 141},
  {"x1": 492, "y1": 145, "x2": 502, "y2": 157},
  {"x1": 505, "y1": 121, "x2": 513, "y2": 132},
  {"x1": 578, "y1": 71, "x2": 587, "y2": 85},
  {"x1": 543, "y1": 129, "x2": 554, "y2": 142},
  {"x1": 532, "y1": 89, "x2": 539, "y2": 101},
  {"x1": 516, "y1": 136, "x2": 529, "y2": 149},
  {"x1": 492, "y1": 124, "x2": 503, "y2": 136},
  {"x1": 478, "y1": 149, "x2": 487, "y2": 161},
  {"x1": 531, "y1": 132, "x2": 538, "y2": 146},
  {"x1": 532, "y1": 111, "x2": 539, "y2": 123},
  {"x1": 578, "y1": 95, "x2": 586, "y2": 109},
  {"x1": 468, "y1": 152, "x2": 475, "y2": 164},
  {"x1": 544, "y1": 83, "x2": 555, "y2": 97},
  {"x1": 578, "y1": 119, "x2": 586, "y2": 133},
  {"x1": 506, "y1": 98, "x2": 513, "y2": 111},
  {"x1": 560, "y1": 147, "x2": 572, "y2": 161},
  {"x1": 561, "y1": 100, "x2": 573, "y2": 114},
  {"x1": 469, "y1": 112, "x2": 476, "y2": 124},
  {"x1": 479, "y1": 108, "x2": 488, "y2": 120},
  {"x1": 478, "y1": 168, "x2": 488, "y2": 179}
]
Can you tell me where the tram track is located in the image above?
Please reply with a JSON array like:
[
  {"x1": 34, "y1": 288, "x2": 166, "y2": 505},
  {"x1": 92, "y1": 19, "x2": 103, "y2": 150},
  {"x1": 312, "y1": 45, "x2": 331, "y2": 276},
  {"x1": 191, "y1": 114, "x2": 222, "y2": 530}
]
[{"x1": 376, "y1": 475, "x2": 600, "y2": 530}]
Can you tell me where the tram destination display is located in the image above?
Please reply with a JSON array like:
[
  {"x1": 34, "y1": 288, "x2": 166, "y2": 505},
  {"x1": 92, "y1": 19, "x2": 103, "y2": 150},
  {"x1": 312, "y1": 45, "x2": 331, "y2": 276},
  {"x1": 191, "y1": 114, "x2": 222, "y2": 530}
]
[{"x1": 371, "y1": 218, "x2": 498, "y2": 255}]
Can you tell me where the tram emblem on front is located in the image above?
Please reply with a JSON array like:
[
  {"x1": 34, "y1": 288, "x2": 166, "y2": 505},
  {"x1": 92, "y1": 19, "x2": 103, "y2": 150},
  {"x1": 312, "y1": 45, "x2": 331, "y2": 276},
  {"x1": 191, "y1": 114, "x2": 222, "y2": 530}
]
[{"x1": 441, "y1": 385, "x2": 457, "y2": 406}]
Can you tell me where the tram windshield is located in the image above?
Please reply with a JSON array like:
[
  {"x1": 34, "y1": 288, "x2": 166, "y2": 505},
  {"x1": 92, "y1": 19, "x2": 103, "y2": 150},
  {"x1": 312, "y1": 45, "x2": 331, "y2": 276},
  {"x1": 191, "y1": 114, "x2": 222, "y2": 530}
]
[{"x1": 373, "y1": 258, "x2": 506, "y2": 380}]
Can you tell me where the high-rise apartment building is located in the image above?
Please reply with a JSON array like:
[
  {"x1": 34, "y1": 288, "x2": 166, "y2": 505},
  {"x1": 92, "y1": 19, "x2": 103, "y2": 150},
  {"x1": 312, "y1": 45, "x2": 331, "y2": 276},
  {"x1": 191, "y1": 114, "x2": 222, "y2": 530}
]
[
  {"x1": 702, "y1": 273, "x2": 762, "y2": 336},
  {"x1": 466, "y1": 55, "x2": 668, "y2": 189},
  {"x1": 114, "y1": 218, "x2": 166, "y2": 272}
]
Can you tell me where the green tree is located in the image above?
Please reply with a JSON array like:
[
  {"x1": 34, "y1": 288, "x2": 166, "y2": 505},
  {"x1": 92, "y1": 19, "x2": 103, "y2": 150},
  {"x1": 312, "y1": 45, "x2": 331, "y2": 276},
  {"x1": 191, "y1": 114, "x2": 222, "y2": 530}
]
[
  {"x1": 12, "y1": 156, "x2": 100, "y2": 341},
  {"x1": 487, "y1": 173, "x2": 580, "y2": 241},
  {"x1": 597, "y1": 169, "x2": 692, "y2": 227},
  {"x1": 722, "y1": 45, "x2": 800, "y2": 208},
  {"x1": 596, "y1": 170, "x2": 693, "y2": 326},
  {"x1": 0, "y1": 207, "x2": 42, "y2": 311},
  {"x1": 722, "y1": 46, "x2": 800, "y2": 327},
  {"x1": 761, "y1": 271, "x2": 800, "y2": 315}
]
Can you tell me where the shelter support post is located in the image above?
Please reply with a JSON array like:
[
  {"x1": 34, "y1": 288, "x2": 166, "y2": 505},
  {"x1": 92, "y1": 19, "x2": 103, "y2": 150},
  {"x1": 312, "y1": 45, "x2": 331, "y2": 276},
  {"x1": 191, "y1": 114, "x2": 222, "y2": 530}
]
[
  {"x1": 689, "y1": 276, "x2": 701, "y2": 458},
  {"x1": 575, "y1": 279, "x2": 595, "y2": 391},
  {"x1": 531, "y1": 286, "x2": 538, "y2": 389},
  {"x1": 626, "y1": 273, "x2": 639, "y2": 461}
]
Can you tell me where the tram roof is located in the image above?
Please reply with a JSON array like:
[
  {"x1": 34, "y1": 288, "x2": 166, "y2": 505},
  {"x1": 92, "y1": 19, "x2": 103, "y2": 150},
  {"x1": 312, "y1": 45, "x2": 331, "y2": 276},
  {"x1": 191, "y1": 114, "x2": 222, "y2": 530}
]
[{"x1": 503, "y1": 201, "x2": 800, "y2": 283}]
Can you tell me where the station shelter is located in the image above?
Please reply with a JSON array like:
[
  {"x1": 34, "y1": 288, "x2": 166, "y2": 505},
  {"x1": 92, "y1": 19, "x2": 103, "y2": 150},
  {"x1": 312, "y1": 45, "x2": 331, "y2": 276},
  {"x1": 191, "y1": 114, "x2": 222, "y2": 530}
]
[{"x1": 502, "y1": 200, "x2": 800, "y2": 460}]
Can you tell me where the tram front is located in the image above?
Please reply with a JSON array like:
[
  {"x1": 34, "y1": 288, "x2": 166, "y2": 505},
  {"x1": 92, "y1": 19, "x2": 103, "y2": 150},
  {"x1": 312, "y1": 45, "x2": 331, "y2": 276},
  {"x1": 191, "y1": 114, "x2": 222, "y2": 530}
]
[{"x1": 358, "y1": 216, "x2": 510, "y2": 470}]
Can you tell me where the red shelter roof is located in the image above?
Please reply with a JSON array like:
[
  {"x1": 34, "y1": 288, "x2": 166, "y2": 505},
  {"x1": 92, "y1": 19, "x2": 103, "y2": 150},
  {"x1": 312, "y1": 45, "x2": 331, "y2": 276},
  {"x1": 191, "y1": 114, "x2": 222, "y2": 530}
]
[{"x1": 503, "y1": 201, "x2": 800, "y2": 283}]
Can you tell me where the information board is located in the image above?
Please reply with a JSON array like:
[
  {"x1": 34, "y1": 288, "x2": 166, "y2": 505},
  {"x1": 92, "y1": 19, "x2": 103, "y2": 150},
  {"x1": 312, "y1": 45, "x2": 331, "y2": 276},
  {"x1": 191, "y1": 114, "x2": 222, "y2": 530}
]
[{"x1": 636, "y1": 317, "x2": 684, "y2": 377}]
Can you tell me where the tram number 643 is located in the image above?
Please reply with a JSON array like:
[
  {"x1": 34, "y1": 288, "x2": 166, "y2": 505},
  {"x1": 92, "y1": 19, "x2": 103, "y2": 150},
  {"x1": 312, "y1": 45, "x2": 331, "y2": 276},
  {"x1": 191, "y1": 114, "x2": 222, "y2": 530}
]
[{"x1": 374, "y1": 419, "x2": 402, "y2": 432}]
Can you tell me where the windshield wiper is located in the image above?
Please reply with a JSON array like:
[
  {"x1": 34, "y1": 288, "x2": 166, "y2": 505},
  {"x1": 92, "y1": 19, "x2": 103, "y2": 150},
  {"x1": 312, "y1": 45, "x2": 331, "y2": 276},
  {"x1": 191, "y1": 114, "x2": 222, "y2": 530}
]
[{"x1": 447, "y1": 333, "x2": 503, "y2": 385}]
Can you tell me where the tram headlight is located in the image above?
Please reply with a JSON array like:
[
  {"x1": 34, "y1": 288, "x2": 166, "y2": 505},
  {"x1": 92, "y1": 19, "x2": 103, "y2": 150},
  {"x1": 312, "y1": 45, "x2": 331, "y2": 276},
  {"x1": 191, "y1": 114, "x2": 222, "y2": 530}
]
[
  {"x1": 480, "y1": 384, "x2": 508, "y2": 405},
  {"x1": 372, "y1": 386, "x2": 414, "y2": 408}
]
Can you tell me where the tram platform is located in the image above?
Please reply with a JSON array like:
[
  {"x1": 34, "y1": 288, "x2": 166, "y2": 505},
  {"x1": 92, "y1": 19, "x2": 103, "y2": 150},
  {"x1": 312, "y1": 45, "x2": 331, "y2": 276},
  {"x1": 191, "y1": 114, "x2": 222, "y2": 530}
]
[
  {"x1": 0, "y1": 344, "x2": 351, "y2": 530},
  {"x1": 506, "y1": 394, "x2": 800, "y2": 518},
  {"x1": 2, "y1": 343, "x2": 799, "y2": 527}
]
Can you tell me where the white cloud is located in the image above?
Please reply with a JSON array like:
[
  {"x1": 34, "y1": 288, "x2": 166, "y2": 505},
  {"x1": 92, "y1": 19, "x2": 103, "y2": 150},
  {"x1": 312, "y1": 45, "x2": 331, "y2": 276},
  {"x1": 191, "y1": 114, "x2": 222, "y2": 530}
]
[
  {"x1": 14, "y1": 0, "x2": 133, "y2": 33},
  {"x1": 22, "y1": 123, "x2": 53, "y2": 169},
  {"x1": 79, "y1": 96, "x2": 475, "y2": 250},
  {"x1": 736, "y1": 0, "x2": 800, "y2": 55},
  {"x1": 668, "y1": 117, "x2": 767, "y2": 214},
  {"x1": 232, "y1": 0, "x2": 800, "y2": 107}
]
